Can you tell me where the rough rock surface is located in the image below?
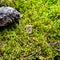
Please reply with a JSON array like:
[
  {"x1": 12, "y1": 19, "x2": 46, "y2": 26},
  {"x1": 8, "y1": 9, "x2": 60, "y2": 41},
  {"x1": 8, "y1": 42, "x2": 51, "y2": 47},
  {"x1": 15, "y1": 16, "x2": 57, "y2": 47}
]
[{"x1": 0, "y1": 6, "x2": 20, "y2": 27}]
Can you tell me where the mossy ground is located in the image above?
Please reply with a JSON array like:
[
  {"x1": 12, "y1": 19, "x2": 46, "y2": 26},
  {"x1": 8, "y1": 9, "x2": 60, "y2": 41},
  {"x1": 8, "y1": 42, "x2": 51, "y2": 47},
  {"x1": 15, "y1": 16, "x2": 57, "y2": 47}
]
[{"x1": 0, "y1": 0, "x2": 60, "y2": 60}]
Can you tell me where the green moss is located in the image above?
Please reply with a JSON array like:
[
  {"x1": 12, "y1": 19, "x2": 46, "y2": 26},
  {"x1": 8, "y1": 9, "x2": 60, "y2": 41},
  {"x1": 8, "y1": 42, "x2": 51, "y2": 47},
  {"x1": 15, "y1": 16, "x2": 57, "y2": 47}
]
[{"x1": 0, "y1": 0, "x2": 60, "y2": 60}]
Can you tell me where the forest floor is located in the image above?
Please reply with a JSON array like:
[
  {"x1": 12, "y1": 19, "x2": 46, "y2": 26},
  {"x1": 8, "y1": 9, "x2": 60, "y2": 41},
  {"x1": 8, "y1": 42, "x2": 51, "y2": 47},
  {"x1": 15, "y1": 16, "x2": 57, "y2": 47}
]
[{"x1": 0, "y1": 0, "x2": 60, "y2": 60}]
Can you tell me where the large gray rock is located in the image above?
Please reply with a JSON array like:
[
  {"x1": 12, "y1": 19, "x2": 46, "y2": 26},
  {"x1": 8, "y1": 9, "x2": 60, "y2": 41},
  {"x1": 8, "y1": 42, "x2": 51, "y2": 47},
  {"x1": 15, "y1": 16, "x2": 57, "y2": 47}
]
[{"x1": 0, "y1": 6, "x2": 20, "y2": 27}]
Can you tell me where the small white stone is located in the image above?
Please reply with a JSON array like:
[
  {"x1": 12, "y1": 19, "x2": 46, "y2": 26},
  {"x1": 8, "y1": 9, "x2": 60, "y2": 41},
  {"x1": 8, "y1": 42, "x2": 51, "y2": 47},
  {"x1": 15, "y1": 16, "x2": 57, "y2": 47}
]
[{"x1": 26, "y1": 25, "x2": 32, "y2": 34}]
